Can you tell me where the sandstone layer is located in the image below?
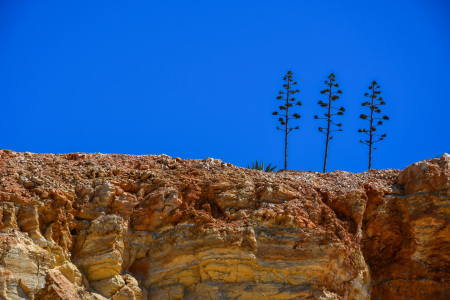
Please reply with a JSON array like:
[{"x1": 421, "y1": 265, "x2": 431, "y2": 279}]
[{"x1": 0, "y1": 150, "x2": 448, "y2": 299}]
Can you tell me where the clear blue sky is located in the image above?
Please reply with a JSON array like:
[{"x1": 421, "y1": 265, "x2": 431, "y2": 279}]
[{"x1": 1, "y1": 0, "x2": 449, "y2": 172}]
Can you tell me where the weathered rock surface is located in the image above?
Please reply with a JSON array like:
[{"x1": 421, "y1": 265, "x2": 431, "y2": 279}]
[{"x1": 0, "y1": 150, "x2": 448, "y2": 299}]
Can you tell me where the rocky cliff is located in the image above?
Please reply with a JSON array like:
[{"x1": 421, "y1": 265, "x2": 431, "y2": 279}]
[{"x1": 0, "y1": 150, "x2": 448, "y2": 300}]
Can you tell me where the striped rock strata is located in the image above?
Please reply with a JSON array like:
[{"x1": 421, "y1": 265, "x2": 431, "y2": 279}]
[{"x1": 0, "y1": 150, "x2": 448, "y2": 299}]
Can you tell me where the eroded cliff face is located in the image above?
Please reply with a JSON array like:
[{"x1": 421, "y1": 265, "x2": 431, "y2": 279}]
[{"x1": 0, "y1": 150, "x2": 448, "y2": 300}]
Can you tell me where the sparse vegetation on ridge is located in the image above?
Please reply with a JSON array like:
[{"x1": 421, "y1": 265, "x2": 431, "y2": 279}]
[{"x1": 246, "y1": 160, "x2": 277, "y2": 172}]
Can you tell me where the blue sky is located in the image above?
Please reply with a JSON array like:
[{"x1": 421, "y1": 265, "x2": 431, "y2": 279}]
[{"x1": 1, "y1": 0, "x2": 449, "y2": 172}]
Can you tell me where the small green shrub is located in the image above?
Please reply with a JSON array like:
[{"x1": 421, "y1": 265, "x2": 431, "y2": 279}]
[{"x1": 246, "y1": 160, "x2": 277, "y2": 172}]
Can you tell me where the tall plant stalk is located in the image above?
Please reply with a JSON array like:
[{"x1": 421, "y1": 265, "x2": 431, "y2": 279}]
[
  {"x1": 272, "y1": 70, "x2": 302, "y2": 170},
  {"x1": 358, "y1": 81, "x2": 389, "y2": 170},
  {"x1": 314, "y1": 73, "x2": 344, "y2": 173}
]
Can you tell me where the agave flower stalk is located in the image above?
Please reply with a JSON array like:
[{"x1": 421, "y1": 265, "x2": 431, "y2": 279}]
[
  {"x1": 314, "y1": 73, "x2": 344, "y2": 173},
  {"x1": 272, "y1": 70, "x2": 302, "y2": 170},
  {"x1": 358, "y1": 81, "x2": 389, "y2": 170}
]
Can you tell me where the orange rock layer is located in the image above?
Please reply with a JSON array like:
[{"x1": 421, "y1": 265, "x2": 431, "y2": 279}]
[{"x1": 0, "y1": 150, "x2": 448, "y2": 299}]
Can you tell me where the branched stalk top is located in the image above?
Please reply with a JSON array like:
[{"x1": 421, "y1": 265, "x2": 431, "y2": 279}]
[
  {"x1": 272, "y1": 70, "x2": 302, "y2": 133},
  {"x1": 314, "y1": 73, "x2": 345, "y2": 140},
  {"x1": 358, "y1": 80, "x2": 389, "y2": 148}
]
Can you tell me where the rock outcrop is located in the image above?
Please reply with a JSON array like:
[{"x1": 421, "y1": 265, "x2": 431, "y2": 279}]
[{"x1": 0, "y1": 150, "x2": 448, "y2": 299}]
